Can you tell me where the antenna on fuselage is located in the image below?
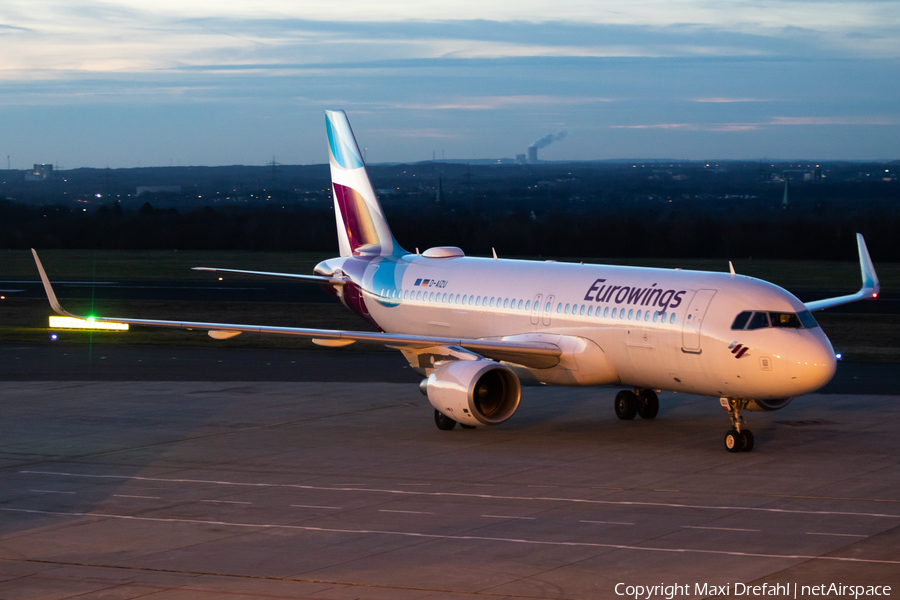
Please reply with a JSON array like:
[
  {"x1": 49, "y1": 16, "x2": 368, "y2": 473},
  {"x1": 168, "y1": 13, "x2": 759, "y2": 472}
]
[
  {"x1": 729, "y1": 261, "x2": 736, "y2": 277},
  {"x1": 492, "y1": 247, "x2": 498, "y2": 261}
]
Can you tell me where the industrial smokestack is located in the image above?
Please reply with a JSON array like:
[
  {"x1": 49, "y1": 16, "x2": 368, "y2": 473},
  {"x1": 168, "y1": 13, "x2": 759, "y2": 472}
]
[{"x1": 527, "y1": 131, "x2": 567, "y2": 163}]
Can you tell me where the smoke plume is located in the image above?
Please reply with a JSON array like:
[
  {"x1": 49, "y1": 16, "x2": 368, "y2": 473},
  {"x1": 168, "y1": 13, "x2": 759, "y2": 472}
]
[{"x1": 529, "y1": 131, "x2": 568, "y2": 150}]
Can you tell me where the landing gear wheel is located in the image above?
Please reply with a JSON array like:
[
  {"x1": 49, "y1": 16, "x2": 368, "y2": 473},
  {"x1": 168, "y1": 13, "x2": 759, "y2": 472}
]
[
  {"x1": 434, "y1": 409, "x2": 457, "y2": 430},
  {"x1": 460, "y1": 424, "x2": 476, "y2": 429},
  {"x1": 724, "y1": 430, "x2": 742, "y2": 453},
  {"x1": 614, "y1": 390, "x2": 638, "y2": 420},
  {"x1": 740, "y1": 429, "x2": 754, "y2": 452},
  {"x1": 637, "y1": 390, "x2": 659, "y2": 419}
]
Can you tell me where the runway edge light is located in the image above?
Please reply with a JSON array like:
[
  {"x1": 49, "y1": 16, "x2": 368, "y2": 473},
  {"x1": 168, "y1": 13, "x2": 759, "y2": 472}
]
[{"x1": 49, "y1": 316, "x2": 129, "y2": 331}]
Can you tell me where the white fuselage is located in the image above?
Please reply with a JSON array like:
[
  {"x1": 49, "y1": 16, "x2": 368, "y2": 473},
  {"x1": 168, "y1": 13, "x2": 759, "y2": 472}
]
[{"x1": 317, "y1": 253, "x2": 837, "y2": 400}]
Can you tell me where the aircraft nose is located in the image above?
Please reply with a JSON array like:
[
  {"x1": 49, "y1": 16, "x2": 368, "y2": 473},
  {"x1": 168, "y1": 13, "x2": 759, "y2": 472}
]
[{"x1": 786, "y1": 335, "x2": 837, "y2": 393}]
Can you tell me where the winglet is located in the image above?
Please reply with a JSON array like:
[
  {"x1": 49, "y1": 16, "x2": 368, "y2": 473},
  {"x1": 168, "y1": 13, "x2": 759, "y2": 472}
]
[
  {"x1": 804, "y1": 233, "x2": 880, "y2": 312},
  {"x1": 857, "y1": 233, "x2": 879, "y2": 297},
  {"x1": 31, "y1": 249, "x2": 77, "y2": 318}
]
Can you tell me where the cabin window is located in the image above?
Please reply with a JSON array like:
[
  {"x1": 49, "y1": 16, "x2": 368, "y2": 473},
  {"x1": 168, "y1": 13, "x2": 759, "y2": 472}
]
[
  {"x1": 653, "y1": 311, "x2": 658, "y2": 322},
  {"x1": 731, "y1": 311, "x2": 752, "y2": 330},
  {"x1": 587, "y1": 306, "x2": 593, "y2": 316},
  {"x1": 525, "y1": 300, "x2": 531, "y2": 310},
  {"x1": 404, "y1": 290, "x2": 409, "y2": 299},
  {"x1": 604, "y1": 307, "x2": 609, "y2": 317},
  {"x1": 517, "y1": 299, "x2": 523, "y2": 310},
  {"x1": 557, "y1": 303, "x2": 562, "y2": 313},
  {"x1": 621, "y1": 310, "x2": 627, "y2": 320},
  {"x1": 611, "y1": 308, "x2": 617, "y2": 318},
  {"x1": 628, "y1": 309, "x2": 634, "y2": 319},
  {"x1": 416, "y1": 291, "x2": 422, "y2": 300},
  {"x1": 579, "y1": 305, "x2": 585, "y2": 315},
  {"x1": 475, "y1": 296, "x2": 481, "y2": 306},
  {"x1": 503, "y1": 298, "x2": 509, "y2": 308},
  {"x1": 670, "y1": 313, "x2": 676, "y2": 324},
  {"x1": 455, "y1": 294, "x2": 460, "y2": 304},
  {"x1": 565, "y1": 303, "x2": 570, "y2": 314},
  {"x1": 636, "y1": 310, "x2": 642, "y2": 320}
]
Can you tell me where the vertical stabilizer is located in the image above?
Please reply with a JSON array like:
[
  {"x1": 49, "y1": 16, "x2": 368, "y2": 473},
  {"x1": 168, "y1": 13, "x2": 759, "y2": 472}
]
[{"x1": 326, "y1": 110, "x2": 401, "y2": 257}]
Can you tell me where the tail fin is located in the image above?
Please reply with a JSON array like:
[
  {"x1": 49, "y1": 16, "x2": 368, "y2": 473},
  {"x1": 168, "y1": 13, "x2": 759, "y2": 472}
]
[{"x1": 326, "y1": 110, "x2": 402, "y2": 257}]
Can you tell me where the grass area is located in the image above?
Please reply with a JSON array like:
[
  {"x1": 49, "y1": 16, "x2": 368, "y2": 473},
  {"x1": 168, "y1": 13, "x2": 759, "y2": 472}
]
[
  {"x1": 0, "y1": 298, "x2": 385, "y2": 351},
  {"x1": 2, "y1": 298, "x2": 896, "y2": 363},
  {"x1": 3, "y1": 249, "x2": 896, "y2": 292},
  {"x1": 2, "y1": 249, "x2": 895, "y2": 362}
]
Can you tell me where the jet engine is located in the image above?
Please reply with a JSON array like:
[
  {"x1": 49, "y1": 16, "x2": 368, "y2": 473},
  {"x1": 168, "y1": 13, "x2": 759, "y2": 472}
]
[
  {"x1": 745, "y1": 397, "x2": 793, "y2": 411},
  {"x1": 423, "y1": 360, "x2": 521, "y2": 427}
]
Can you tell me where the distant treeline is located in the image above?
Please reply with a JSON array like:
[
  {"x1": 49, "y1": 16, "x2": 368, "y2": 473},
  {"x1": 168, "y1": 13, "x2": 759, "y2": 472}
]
[{"x1": 1, "y1": 198, "x2": 897, "y2": 262}]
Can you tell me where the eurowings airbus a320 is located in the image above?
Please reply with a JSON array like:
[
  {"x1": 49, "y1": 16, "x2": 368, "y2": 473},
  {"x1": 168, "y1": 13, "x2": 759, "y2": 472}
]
[{"x1": 33, "y1": 110, "x2": 880, "y2": 452}]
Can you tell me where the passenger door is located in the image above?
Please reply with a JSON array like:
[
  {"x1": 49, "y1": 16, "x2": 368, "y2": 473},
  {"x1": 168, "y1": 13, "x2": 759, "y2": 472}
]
[{"x1": 682, "y1": 289, "x2": 717, "y2": 352}]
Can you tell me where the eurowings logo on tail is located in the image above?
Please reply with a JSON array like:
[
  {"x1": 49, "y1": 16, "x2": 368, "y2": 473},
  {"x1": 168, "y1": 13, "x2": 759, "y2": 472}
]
[{"x1": 325, "y1": 110, "x2": 402, "y2": 258}]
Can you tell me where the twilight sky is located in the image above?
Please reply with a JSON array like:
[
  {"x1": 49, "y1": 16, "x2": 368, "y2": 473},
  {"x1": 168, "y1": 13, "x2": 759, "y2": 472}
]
[{"x1": 2, "y1": 1, "x2": 898, "y2": 168}]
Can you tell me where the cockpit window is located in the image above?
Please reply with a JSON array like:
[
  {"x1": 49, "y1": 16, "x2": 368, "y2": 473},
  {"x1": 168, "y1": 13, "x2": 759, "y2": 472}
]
[
  {"x1": 731, "y1": 311, "x2": 752, "y2": 330},
  {"x1": 770, "y1": 312, "x2": 802, "y2": 328},
  {"x1": 747, "y1": 311, "x2": 771, "y2": 330},
  {"x1": 797, "y1": 310, "x2": 819, "y2": 328},
  {"x1": 731, "y1": 309, "x2": 820, "y2": 330}
]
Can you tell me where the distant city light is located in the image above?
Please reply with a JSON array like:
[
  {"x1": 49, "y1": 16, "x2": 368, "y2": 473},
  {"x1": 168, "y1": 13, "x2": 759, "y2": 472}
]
[
  {"x1": 50, "y1": 334, "x2": 57, "y2": 340},
  {"x1": 835, "y1": 353, "x2": 842, "y2": 360}
]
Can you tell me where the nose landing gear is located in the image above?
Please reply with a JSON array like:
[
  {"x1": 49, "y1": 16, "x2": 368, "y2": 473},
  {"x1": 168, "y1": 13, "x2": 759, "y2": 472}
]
[{"x1": 722, "y1": 397, "x2": 754, "y2": 452}]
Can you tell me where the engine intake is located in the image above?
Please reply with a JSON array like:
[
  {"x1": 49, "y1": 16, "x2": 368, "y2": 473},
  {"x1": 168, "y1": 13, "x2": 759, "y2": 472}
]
[
  {"x1": 424, "y1": 360, "x2": 521, "y2": 427},
  {"x1": 745, "y1": 397, "x2": 793, "y2": 411}
]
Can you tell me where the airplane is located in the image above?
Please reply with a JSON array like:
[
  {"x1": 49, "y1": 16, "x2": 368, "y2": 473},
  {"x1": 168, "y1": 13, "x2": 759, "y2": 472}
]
[{"x1": 32, "y1": 109, "x2": 880, "y2": 452}]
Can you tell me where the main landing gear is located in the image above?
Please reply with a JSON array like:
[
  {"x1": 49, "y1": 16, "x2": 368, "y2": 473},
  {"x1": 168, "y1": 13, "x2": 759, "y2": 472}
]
[
  {"x1": 722, "y1": 398, "x2": 754, "y2": 453},
  {"x1": 614, "y1": 389, "x2": 659, "y2": 420}
]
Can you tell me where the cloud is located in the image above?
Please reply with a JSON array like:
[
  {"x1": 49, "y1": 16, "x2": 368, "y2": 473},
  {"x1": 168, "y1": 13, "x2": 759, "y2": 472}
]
[
  {"x1": 770, "y1": 116, "x2": 899, "y2": 125},
  {"x1": 693, "y1": 97, "x2": 769, "y2": 103},
  {"x1": 610, "y1": 122, "x2": 762, "y2": 131}
]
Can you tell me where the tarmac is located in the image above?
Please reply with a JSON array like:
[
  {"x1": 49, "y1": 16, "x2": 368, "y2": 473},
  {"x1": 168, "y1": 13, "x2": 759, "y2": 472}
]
[{"x1": 1, "y1": 342, "x2": 899, "y2": 599}]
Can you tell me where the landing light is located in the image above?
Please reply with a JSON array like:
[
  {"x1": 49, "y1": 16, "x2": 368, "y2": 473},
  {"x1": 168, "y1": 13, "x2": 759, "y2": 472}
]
[
  {"x1": 49, "y1": 316, "x2": 128, "y2": 331},
  {"x1": 835, "y1": 353, "x2": 843, "y2": 360}
]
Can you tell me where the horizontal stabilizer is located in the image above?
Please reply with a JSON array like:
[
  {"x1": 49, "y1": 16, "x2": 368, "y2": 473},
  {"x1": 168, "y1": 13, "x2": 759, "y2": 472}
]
[{"x1": 193, "y1": 267, "x2": 346, "y2": 285}]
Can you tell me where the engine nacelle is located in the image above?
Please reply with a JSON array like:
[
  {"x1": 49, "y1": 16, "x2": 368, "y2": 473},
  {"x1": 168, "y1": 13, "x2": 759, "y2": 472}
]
[
  {"x1": 424, "y1": 360, "x2": 521, "y2": 427},
  {"x1": 745, "y1": 397, "x2": 793, "y2": 412}
]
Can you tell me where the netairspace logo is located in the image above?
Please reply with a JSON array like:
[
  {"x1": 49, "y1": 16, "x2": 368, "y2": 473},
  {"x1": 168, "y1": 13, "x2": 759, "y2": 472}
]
[{"x1": 614, "y1": 582, "x2": 892, "y2": 599}]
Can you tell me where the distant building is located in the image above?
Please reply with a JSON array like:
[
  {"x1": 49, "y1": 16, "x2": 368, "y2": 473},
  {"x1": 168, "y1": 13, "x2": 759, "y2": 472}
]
[
  {"x1": 24, "y1": 163, "x2": 53, "y2": 181},
  {"x1": 516, "y1": 154, "x2": 526, "y2": 164},
  {"x1": 136, "y1": 185, "x2": 181, "y2": 196}
]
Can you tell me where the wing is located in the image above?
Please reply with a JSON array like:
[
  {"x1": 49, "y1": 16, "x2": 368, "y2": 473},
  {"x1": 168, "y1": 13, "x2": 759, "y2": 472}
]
[
  {"x1": 804, "y1": 234, "x2": 880, "y2": 312},
  {"x1": 192, "y1": 267, "x2": 346, "y2": 285},
  {"x1": 32, "y1": 250, "x2": 561, "y2": 369}
]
